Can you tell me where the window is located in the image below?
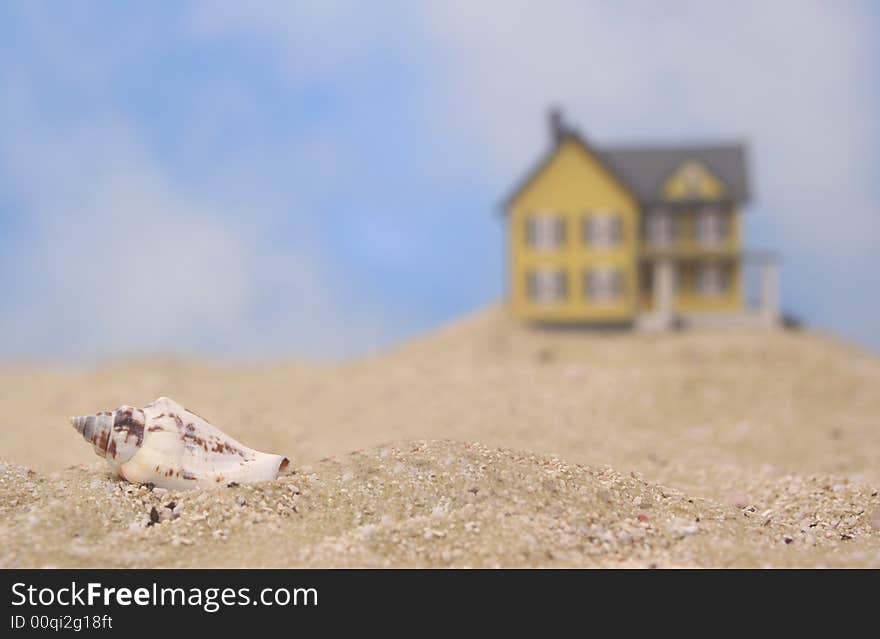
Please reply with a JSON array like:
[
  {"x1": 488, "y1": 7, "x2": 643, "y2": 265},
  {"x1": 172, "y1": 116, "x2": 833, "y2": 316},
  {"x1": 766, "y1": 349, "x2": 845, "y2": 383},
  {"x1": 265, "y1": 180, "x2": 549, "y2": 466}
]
[
  {"x1": 526, "y1": 214, "x2": 565, "y2": 251},
  {"x1": 584, "y1": 267, "x2": 625, "y2": 303},
  {"x1": 527, "y1": 268, "x2": 567, "y2": 305},
  {"x1": 583, "y1": 212, "x2": 623, "y2": 249},
  {"x1": 696, "y1": 263, "x2": 729, "y2": 296},
  {"x1": 646, "y1": 209, "x2": 675, "y2": 246},
  {"x1": 696, "y1": 207, "x2": 727, "y2": 245}
]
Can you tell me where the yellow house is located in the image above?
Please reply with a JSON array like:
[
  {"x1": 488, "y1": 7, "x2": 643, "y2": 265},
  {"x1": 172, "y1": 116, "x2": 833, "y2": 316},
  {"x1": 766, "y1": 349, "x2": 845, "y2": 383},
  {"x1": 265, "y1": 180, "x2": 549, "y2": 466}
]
[{"x1": 502, "y1": 109, "x2": 778, "y2": 329}]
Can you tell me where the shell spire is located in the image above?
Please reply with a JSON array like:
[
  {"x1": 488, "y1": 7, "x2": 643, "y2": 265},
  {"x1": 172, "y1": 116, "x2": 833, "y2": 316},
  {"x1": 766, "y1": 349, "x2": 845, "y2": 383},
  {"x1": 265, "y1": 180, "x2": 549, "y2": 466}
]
[
  {"x1": 69, "y1": 409, "x2": 142, "y2": 463},
  {"x1": 70, "y1": 397, "x2": 289, "y2": 490}
]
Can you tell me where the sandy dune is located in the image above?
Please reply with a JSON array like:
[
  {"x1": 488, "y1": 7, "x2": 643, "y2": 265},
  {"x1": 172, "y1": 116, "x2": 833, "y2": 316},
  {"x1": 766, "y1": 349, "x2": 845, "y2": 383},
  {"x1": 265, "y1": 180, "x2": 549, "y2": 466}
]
[{"x1": 1, "y1": 308, "x2": 878, "y2": 567}]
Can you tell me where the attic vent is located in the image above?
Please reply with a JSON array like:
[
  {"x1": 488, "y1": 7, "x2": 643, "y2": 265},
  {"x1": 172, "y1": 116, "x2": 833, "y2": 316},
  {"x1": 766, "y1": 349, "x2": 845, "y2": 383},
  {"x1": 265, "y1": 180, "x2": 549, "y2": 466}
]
[{"x1": 682, "y1": 161, "x2": 703, "y2": 194}]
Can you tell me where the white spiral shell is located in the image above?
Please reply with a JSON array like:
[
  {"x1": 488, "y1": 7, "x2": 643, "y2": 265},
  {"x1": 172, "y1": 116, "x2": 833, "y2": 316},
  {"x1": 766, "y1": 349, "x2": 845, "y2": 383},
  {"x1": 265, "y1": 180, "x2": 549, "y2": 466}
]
[{"x1": 70, "y1": 397, "x2": 289, "y2": 490}]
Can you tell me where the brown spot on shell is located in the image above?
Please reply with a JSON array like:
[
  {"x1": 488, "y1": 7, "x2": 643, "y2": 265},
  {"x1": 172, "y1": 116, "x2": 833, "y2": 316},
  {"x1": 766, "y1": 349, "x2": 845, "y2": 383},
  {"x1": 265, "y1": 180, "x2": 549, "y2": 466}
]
[
  {"x1": 177, "y1": 429, "x2": 248, "y2": 459},
  {"x1": 279, "y1": 458, "x2": 290, "y2": 472},
  {"x1": 97, "y1": 430, "x2": 110, "y2": 454},
  {"x1": 210, "y1": 438, "x2": 247, "y2": 457},
  {"x1": 181, "y1": 470, "x2": 197, "y2": 481},
  {"x1": 108, "y1": 439, "x2": 117, "y2": 458},
  {"x1": 113, "y1": 408, "x2": 144, "y2": 447}
]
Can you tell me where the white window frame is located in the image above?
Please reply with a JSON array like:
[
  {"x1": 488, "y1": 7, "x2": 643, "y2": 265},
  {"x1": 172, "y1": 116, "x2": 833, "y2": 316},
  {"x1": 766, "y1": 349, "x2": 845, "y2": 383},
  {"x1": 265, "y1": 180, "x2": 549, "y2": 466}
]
[
  {"x1": 526, "y1": 213, "x2": 565, "y2": 252},
  {"x1": 528, "y1": 268, "x2": 566, "y2": 305},
  {"x1": 584, "y1": 266, "x2": 624, "y2": 304},
  {"x1": 583, "y1": 211, "x2": 622, "y2": 249},
  {"x1": 696, "y1": 207, "x2": 726, "y2": 245},
  {"x1": 647, "y1": 208, "x2": 674, "y2": 246}
]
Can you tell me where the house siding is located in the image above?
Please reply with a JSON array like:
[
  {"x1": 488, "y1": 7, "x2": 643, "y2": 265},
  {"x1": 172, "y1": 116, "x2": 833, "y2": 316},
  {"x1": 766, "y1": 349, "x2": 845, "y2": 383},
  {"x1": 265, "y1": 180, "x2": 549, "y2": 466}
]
[{"x1": 508, "y1": 138, "x2": 639, "y2": 323}]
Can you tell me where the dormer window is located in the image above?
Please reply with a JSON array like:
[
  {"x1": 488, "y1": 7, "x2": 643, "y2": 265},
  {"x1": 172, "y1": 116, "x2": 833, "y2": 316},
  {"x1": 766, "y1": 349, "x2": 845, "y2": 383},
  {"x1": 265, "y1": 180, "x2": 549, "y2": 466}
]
[
  {"x1": 526, "y1": 213, "x2": 565, "y2": 251},
  {"x1": 583, "y1": 211, "x2": 622, "y2": 249},
  {"x1": 646, "y1": 208, "x2": 675, "y2": 246},
  {"x1": 661, "y1": 159, "x2": 726, "y2": 201},
  {"x1": 696, "y1": 207, "x2": 727, "y2": 245}
]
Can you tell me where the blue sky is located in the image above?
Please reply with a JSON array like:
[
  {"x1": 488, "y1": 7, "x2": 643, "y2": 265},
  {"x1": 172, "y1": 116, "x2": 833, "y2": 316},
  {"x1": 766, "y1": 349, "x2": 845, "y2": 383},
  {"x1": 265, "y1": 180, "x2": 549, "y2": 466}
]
[{"x1": 1, "y1": 1, "x2": 878, "y2": 360}]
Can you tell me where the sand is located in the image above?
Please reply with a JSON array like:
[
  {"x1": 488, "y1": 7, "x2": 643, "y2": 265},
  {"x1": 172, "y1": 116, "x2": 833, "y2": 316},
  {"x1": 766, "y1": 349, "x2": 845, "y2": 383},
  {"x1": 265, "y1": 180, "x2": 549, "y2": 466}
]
[{"x1": 1, "y1": 307, "x2": 879, "y2": 567}]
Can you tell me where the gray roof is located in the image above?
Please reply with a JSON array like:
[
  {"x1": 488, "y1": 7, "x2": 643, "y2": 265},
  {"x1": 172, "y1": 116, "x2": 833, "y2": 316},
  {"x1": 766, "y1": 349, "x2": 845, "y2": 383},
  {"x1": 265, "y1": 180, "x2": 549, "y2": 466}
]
[
  {"x1": 501, "y1": 132, "x2": 751, "y2": 210},
  {"x1": 599, "y1": 142, "x2": 750, "y2": 204}
]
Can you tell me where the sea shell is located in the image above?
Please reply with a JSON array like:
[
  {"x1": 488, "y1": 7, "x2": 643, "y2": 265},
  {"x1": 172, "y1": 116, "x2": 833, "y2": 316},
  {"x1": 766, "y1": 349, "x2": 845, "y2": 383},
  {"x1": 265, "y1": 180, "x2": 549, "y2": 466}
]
[{"x1": 70, "y1": 396, "x2": 289, "y2": 490}]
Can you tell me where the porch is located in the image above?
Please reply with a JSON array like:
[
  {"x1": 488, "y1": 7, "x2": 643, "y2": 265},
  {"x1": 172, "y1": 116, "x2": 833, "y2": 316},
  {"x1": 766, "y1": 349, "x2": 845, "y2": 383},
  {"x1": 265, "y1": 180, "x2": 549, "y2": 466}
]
[{"x1": 636, "y1": 252, "x2": 780, "y2": 330}]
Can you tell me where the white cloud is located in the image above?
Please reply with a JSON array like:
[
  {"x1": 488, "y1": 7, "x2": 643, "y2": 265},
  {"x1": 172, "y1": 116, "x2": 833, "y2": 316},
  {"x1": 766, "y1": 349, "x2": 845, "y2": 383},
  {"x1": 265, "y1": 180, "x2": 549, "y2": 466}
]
[
  {"x1": 185, "y1": 0, "x2": 412, "y2": 82},
  {"x1": 419, "y1": 1, "x2": 877, "y2": 194},
  {"x1": 0, "y1": 69, "x2": 394, "y2": 361}
]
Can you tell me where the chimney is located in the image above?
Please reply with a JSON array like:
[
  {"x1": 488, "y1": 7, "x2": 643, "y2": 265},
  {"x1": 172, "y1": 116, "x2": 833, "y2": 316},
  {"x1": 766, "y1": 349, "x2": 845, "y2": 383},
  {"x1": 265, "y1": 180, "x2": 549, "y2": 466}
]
[{"x1": 548, "y1": 106, "x2": 565, "y2": 145}]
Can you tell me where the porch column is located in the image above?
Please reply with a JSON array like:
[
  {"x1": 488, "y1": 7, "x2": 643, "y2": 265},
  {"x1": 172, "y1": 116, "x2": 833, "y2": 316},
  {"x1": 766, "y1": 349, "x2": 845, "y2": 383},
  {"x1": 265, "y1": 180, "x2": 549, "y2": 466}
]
[
  {"x1": 761, "y1": 259, "x2": 780, "y2": 325},
  {"x1": 654, "y1": 258, "x2": 674, "y2": 328}
]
